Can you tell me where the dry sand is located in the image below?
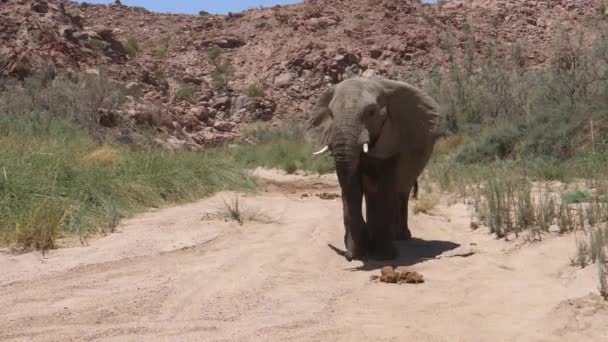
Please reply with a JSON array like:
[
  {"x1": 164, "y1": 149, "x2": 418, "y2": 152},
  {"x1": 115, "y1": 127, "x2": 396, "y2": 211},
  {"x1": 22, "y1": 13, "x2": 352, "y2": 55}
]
[{"x1": 1, "y1": 168, "x2": 607, "y2": 342}]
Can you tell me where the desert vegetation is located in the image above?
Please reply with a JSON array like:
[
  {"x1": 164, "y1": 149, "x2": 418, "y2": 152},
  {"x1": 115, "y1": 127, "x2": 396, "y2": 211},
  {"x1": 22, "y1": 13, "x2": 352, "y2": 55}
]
[
  {"x1": 0, "y1": 70, "x2": 333, "y2": 252},
  {"x1": 412, "y1": 18, "x2": 608, "y2": 298}
]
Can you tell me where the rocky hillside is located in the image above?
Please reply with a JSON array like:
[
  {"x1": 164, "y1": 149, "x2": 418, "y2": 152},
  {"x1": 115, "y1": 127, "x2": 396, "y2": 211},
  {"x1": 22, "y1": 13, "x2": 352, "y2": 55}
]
[{"x1": 0, "y1": 0, "x2": 604, "y2": 148}]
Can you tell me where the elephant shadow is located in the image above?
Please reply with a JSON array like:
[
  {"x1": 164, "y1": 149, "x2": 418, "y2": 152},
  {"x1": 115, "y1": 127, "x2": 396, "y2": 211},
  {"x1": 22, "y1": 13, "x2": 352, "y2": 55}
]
[{"x1": 345, "y1": 238, "x2": 461, "y2": 271}]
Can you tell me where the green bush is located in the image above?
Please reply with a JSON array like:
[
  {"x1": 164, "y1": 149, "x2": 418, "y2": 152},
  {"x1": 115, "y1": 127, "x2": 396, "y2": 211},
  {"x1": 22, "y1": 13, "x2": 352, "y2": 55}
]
[
  {"x1": 562, "y1": 190, "x2": 593, "y2": 204},
  {"x1": 175, "y1": 83, "x2": 196, "y2": 103},
  {"x1": 456, "y1": 126, "x2": 522, "y2": 163},
  {"x1": 243, "y1": 84, "x2": 265, "y2": 98},
  {"x1": 229, "y1": 123, "x2": 335, "y2": 175},
  {"x1": 122, "y1": 37, "x2": 140, "y2": 58},
  {"x1": 424, "y1": 23, "x2": 608, "y2": 162},
  {"x1": 152, "y1": 43, "x2": 168, "y2": 59}
]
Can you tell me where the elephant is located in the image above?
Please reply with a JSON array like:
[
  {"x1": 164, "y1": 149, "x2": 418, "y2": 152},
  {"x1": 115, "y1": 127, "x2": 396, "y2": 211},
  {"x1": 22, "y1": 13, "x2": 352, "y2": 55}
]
[{"x1": 304, "y1": 76, "x2": 442, "y2": 262}]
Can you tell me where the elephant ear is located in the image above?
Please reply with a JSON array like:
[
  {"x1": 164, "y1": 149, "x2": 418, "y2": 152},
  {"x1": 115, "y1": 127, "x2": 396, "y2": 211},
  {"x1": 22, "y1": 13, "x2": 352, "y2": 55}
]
[
  {"x1": 376, "y1": 79, "x2": 441, "y2": 153},
  {"x1": 304, "y1": 85, "x2": 335, "y2": 147}
]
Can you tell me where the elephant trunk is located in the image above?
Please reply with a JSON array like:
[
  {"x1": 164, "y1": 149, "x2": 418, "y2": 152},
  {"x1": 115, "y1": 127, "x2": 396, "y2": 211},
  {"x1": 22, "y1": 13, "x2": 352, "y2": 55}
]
[
  {"x1": 331, "y1": 118, "x2": 368, "y2": 261},
  {"x1": 332, "y1": 120, "x2": 368, "y2": 187}
]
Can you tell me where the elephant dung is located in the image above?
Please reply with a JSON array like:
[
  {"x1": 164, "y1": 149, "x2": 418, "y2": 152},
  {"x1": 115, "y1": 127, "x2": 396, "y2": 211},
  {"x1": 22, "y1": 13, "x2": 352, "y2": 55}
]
[
  {"x1": 374, "y1": 266, "x2": 425, "y2": 285},
  {"x1": 380, "y1": 266, "x2": 399, "y2": 283}
]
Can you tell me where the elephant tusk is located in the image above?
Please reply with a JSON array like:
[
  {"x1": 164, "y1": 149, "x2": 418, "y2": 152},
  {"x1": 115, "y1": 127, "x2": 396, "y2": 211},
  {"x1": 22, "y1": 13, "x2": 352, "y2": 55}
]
[
  {"x1": 313, "y1": 145, "x2": 329, "y2": 155},
  {"x1": 363, "y1": 143, "x2": 369, "y2": 153}
]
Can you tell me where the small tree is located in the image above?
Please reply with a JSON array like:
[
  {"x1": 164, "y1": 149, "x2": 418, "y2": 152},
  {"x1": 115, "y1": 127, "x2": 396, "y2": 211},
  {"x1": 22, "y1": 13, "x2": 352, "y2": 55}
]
[{"x1": 208, "y1": 47, "x2": 235, "y2": 91}]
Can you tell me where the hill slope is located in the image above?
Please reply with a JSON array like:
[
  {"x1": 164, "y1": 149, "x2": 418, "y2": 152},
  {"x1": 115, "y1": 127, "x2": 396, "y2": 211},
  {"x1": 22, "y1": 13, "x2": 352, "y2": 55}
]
[{"x1": 0, "y1": 0, "x2": 603, "y2": 146}]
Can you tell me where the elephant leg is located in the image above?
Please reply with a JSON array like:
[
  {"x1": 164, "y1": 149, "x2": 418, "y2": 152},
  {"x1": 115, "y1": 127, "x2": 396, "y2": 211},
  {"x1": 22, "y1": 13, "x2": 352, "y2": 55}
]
[
  {"x1": 393, "y1": 192, "x2": 412, "y2": 241},
  {"x1": 340, "y1": 177, "x2": 368, "y2": 261},
  {"x1": 365, "y1": 191, "x2": 397, "y2": 260}
]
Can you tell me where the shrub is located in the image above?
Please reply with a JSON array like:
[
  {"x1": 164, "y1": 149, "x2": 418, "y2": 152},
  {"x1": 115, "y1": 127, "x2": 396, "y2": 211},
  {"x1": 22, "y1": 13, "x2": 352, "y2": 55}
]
[
  {"x1": 413, "y1": 193, "x2": 440, "y2": 214},
  {"x1": 456, "y1": 126, "x2": 522, "y2": 163},
  {"x1": 87, "y1": 38, "x2": 107, "y2": 51},
  {"x1": 243, "y1": 84, "x2": 265, "y2": 98},
  {"x1": 208, "y1": 47, "x2": 235, "y2": 91},
  {"x1": 204, "y1": 195, "x2": 274, "y2": 226},
  {"x1": 175, "y1": 83, "x2": 196, "y2": 103},
  {"x1": 152, "y1": 41, "x2": 169, "y2": 59},
  {"x1": 122, "y1": 37, "x2": 140, "y2": 58},
  {"x1": 562, "y1": 190, "x2": 593, "y2": 204},
  {"x1": 0, "y1": 69, "x2": 128, "y2": 135},
  {"x1": 432, "y1": 133, "x2": 471, "y2": 157},
  {"x1": 232, "y1": 123, "x2": 335, "y2": 175}
]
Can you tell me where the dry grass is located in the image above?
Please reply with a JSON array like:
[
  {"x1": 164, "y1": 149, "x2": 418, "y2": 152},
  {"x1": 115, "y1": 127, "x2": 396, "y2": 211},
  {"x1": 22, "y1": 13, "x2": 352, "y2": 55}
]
[
  {"x1": 432, "y1": 133, "x2": 471, "y2": 157},
  {"x1": 204, "y1": 195, "x2": 276, "y2": 226},
  {"x1": 413, "y1": 192, "x2": 440, "y2": 214},
  {"x1": 80, "y1": 145, "x2": 123, "y2": 167},
  {"x1": 14, "y1": 198, "x2": 74, "y2": 253}
]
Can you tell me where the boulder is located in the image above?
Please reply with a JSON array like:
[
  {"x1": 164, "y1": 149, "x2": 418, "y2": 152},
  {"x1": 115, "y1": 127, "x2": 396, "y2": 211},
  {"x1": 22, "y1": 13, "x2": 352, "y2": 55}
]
[
  {"x1": 189, "y1": 106, "x2": 209, "y2": 121},
  {"x1": 202, "y1": 36, "x2": 245, "y2": 49},
  {"x1": 213, "y1": 121, "x2": 235, "y2": 132},
  {"x1": 274, "y1": 72, "x2": 294, "y2": 88},
  {"x1": 211, "y1": 96, "x2": 231, "y2": 111}
]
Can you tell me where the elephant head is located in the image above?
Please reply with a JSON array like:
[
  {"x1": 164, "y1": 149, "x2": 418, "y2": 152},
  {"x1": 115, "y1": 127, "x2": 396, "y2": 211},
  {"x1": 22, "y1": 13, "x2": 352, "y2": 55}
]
[
  {"x1": 305, "y1": 77, "x2": 440, "y2": 185},
  {"x1": 304, "y1": 76, "x2": 441, "y2": 260}
]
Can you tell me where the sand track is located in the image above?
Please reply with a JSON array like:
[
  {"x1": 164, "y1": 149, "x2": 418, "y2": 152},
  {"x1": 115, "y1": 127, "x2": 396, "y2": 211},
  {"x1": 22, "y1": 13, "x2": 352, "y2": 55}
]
[{"x1": 1, "y1": 169, "x2": 607, "y2": 342}]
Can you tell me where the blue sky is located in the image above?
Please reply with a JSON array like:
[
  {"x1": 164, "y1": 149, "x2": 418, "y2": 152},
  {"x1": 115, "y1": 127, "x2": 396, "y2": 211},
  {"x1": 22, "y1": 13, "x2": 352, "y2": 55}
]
[{"x1": 80, "y1": 0, "x2": 436, "y2": 15}]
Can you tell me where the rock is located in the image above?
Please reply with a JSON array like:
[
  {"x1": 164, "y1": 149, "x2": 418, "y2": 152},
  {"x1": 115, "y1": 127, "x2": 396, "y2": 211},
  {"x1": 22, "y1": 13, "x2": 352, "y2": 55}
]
[
  {"x1": 7, "y1": 54, "x2": 32, "y2": 80},
  {"x1": 369, "y1": 46, "x2": 383, "y2": 59},
  {"x1": 317, "y1": 193, "x2": 340, "y2": 200},
  {"x1": 74, "y1": 31, "x2": 91, "y2": 40},
  {"x1": 31, "y1": 0, "x2": 49, "y2": 14},
  {"x1": 117, "y1": 130, "x2": 146, "y2": 145},
  {"x1": 274, "y1": 72, "x2": 294, "y2": 88},
  {"x1": 126, "y1": 81, "x2": 143, "y2": 94},
  {"x1": 231, "y1": 95, "x2": 253, "y2": 114},
  {"x1": 362, "y1": 69, "x2": 376, "y2": 78},
  {"x1": 178, "y1": 114, "x2": 202, "y2": 132},
  {"x1": 212, "y1": 96, "x2": 231, "y2": 110},
  {"x1": 58, "y1": 25, "x2": 76, "y2": 42},
  {"x1": 155, "y1": 136, "x2": 186, "y2": 152},
  {"x1": 202, "y1": 36, "x2": 245, "y2": 49},
  {"x1": 129, "y1": 102, "x2": 162, "y2": 127},
  {"x1": 208, "y1": 108, "x2": 218, "y2": 119},
  {"x1": 307, "y1": 17, "x2": 337, "y2": 30},
  {"x1": 434, "y1": 245, "x2": 477, "y2": 259},
  {"x1": 97, "y1": 108, "x2": 120, "y2": 128},
  {"x1": 190, "y1": 106, "x2": 209, "y2": 121},
  {"x1": 91, "y1": 25, "x2": 114, "y2": 41},
  {"x1": 213, "y1": 121, "x2": 235, "y2": 132}
]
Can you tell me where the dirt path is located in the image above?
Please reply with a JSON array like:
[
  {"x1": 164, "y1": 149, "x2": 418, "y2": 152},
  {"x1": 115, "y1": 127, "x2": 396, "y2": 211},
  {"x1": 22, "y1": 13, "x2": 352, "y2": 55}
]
[{"x1": 1, "y1": 168, "x2": 607, "y2": 342}]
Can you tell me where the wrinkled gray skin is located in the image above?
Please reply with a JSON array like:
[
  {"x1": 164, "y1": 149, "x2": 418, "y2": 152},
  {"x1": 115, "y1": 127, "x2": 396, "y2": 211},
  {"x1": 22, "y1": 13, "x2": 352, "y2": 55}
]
[{"x1": 305, "y1": 77, "x2": 441, "y2": 261}]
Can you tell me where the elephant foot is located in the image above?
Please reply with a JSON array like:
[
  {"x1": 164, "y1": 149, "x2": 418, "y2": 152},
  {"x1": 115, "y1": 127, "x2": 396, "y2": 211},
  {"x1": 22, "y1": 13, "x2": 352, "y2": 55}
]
[
  {"x1": 395, "y1": 227, "x2": 412, "y2": 241},
  {"x1": 344, "y1": 229, "x2": 369, "y2": 262}
]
